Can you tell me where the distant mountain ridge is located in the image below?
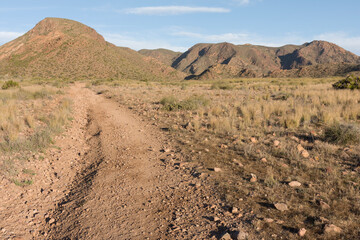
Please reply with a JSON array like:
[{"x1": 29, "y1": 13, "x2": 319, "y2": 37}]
[
  {"x1": 0, "y1": 18, "x2": 185, "y2": 80},
  {"x1": 140, "y1": 41, "x2": 360, "y2": 79}
]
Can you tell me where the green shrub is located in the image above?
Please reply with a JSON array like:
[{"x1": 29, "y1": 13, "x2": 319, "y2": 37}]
[
  {"x1": 332, "y1": 75, "x2": 360, "y2": 90},
  {"x1": 160, "y1": 95, "x2": 209, "y2": 111},
  {"x1": 1, "y1": 80, "x2": 19, "y2": 90},
  {"x1": 324, "y1": 123, "x2": 360, "y2": 145}
]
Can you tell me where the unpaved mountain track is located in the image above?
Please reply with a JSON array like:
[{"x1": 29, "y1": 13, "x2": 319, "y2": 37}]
[{"x1": 40, "y1": 84, "x2": 239, "y2": 239}]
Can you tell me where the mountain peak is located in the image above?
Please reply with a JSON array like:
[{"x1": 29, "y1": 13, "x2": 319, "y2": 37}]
[{"x1": 28, "y1": 17, "x2": 105, "y2": 42}]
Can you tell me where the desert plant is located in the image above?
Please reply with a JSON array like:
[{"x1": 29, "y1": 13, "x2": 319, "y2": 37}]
[
  {"x1": 323, "y1": 122, "x2": 360, "y2": 145},
  {"x1": 160, "y1": 95, "x2": 209, "y2": 111},
  {"x1": 2, "y1": 80, "x2": 19, "y2": 90},
  {"x1": 332, "y1": 75, "x2": 360, "y2": 90}
]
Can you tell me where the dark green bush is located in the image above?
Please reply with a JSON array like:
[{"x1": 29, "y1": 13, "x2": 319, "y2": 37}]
[
  {"x1": 1, "y1": 80, "x2": 19, "y2": 90},
  {"x1": 324, "y1": 123, "x2": 360, "y2": 145},
  {"x1": 332, "y1": 75, "x2": 360, "y2": 90}
]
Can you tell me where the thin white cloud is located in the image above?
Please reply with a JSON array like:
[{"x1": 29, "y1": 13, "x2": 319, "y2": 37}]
[
  {"x1": 233, "y1": 0, "x2": 250, "y2": 5},
  {"x1": 315, "y1": 32, "x2": 360, "y2": 55},
  {"x1": 124, "y1": 6, "x2": 230, "y2": 15},
  {"x1": 0, "y1": 31, "x2": 23, "y2": 45},
  {"x1": 103, "y1": 33, "x2": 187, "y2": 52},
  {"x1": 174, "y1": 31, "x2": 250, "y2": 43}
]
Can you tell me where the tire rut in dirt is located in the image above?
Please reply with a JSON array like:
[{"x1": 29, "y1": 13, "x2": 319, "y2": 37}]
[{"x1": 44, "y1": 110, "x2": 104, "y2": 239}]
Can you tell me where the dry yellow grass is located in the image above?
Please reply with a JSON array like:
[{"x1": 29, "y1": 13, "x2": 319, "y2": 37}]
[{"x1": 0, "y1": 83, "x2": 72, "y2": 184}]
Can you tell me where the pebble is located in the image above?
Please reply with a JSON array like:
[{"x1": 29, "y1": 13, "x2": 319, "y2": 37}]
[
  {"x1": 273, "y1": 140, "x2": 280, "y2": 147},
  {"x1": 274, "y1": 203, "x2": 288, "y2": 211},
  {"x1": 298, "y1": 228, "x2": 307, "y2": 237},
  {"x1": 213, "y1": 167, "x2": 222, "y2": 172},
  {"x1": 288, "y1": 181, "x2": 301, "y2": 187},
  {"x1": 324, "y1": 224, "x2": 342, "y2": 235},
  {"x1": 231, "y1": 207, "x2": 239, "y2": 214},
  {"x1": 220, "y1": 232, "x2": 232, "y2": 240},
  {"x1": 319, "y1": 200, "x2": 330, "y2": 210},
  {"x1": 250, "y1": 173, "x2": 257, "y2": 182},
  {"x1": 250, "y1": 137, "x2": 257, "y2": 143},
  {"x1": 260, "y1": 158, "x2": 267, "y2": 163}
]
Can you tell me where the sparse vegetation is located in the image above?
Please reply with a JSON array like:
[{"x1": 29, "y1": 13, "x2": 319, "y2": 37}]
[
  {"x1": 324, "y1": 122, "x2": 360, "y2": 145},
  {"x1": 160, "y1": 95, "x2": 209, "y2": 111},
  {"x1": 0, "y1": 84, "x2": 72, "y2": 186},
  {"x1": 93, "y1": 77, "x2": 360, "y2": 239},
  {"x1": 1, "y1": 80, "x2": 19, "y2": 90}
]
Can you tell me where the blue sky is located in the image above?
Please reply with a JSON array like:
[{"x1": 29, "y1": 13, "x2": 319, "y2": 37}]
[{"x1": 0, "y1": 0, "x2": 359, "y2": 54}]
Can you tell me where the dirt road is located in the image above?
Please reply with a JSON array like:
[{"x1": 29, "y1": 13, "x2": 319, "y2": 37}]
[
  {"x1": 0, "y1": 84, "x2": 248, "y2": 239},
  {"x1": 42, "y1": 84, "x2": 247, "y2": 239}
]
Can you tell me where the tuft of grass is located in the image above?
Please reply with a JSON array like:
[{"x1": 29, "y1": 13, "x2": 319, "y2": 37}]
[
  {"x1": 323, "y1": 123, "x2": 360, "y2": 145},
  {"x1": 1, "y1": 80, "x2": 19, "y2": 90},
  {"x1": 22, "y1": 168, "x2": 36, "y2": 175},
  {"x1": 160, "y1": 95, "x2": 209, "y2": 111},
  {"x1": 13, "y1": 179, "x2": 33, "y2": 187}
]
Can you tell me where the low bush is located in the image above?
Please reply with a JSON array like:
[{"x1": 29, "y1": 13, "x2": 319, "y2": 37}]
[
  {"x1": 160, "y1": 95, "x2": 209, "y2": 111},
  {"x1": 2, "y1": 80, "x2": 19, "y2": 90},
  {"x1": 323, "y1": 122, "x2": 360, "y2": 145},
  {"x1": 332, "y1": 75, "x2": 360, "y2": 90}
]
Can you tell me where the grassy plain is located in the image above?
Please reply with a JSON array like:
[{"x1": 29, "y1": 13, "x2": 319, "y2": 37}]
[
  {"x1": 92, "y1": 77, "x2": 360, "y2": 239},
  {"x1": 0, "y1": 80, "x2": 72, "y2": 186}
]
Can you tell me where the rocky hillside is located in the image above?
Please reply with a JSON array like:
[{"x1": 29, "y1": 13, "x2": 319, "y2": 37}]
[
  {"x1": 0, "y1": 18, "x2": 184, "y2": 80},
  {"x1": 142, "y1": 41, "x2": 360, "y2": 79},
  {"x1": 138, "y1": 48, "x2": 182, "y2": 67}
]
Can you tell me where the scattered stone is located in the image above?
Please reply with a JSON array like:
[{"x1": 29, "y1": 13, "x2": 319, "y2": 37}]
[
  {"x1": 297, "y1": 144, "x2": 305, "y2": 152},
  {"x1": 274, "y1": 203, "x2": 288, "y2": 211},
  {"x1": 220, "y1": 232, "x2": 232, "y2": 240},
  {"x1": 264, "y1": 218, "x2": 274, "y2": 223},
  {"x1": 235, "y1": 230, "x2": 248, "y2": 240},
  {"x1": 260, "y1": 158, "x2": 267, "y2": 163},
  {"x1": 231, "y1": 207, "x2": 239, "y2": 214},
  {"x1": 213, "y1": 216, "x2": 220, "y2": 222},
  {"x1": 291, "y1": 136, "x2": 300, "y2": 143},
  {"x1": 213, "y1": 167, "x2": 222, "y2": 172},
  {"x1": 298, "y1": 228, "x2": 307, "y2": 237},
  {"x1": 319, "y1": 200, "x2": 331, "y2": 210},
  {"x1": 204, "y1": 148, "x2": 210, "y2": 152},
  {"x1": 273, "y1": 140, "x2": 280, "y2": 147},
  {"x1": 324, "y1": 224, "x2": 342, "y2": 235},
  {"x1": 250, "y1": 137, "x2": 257, "y2": 143},
  {"x1": 250, "y1": 173, "x2": 257, "y2": 182},
  {"x1": 220, "y1": 144, "x2": 228, "y2": 149},
  {"x1": 301, "y1": 150, "x2": 310, "y2": 158},
  {"x1": 288, "y1": 181, "x2": 301, "y2": 187},
  {"x1": 48, "y1": 218, "x2": 55, "y2": 224}
]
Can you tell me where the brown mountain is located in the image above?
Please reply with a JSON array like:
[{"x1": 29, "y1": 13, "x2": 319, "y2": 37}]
[
  {"x1": 138, "y1": 48, "x2": 182, "y2": 67},
  {"x1": 0, "y1": 18, "x2": 184, "y2": 80},
  {"x1": 155, "y1": 41, "x2": 360, "y2": 79}
]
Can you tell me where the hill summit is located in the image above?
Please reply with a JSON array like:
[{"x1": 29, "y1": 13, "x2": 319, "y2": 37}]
[{"x1": 0, "y1": 18, "x2": 184, "y2": 80}]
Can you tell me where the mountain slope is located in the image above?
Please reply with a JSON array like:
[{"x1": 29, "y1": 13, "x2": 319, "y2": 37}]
[
  {"x1": 168, "y1": 41, "x2": 360, "y2": 79},
  {"x1": 0, "y1": 18, "x2": 184, "y2": 80},
  {"x1": 138, "y1": 48, "x2": 182, "y2": 67}
]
